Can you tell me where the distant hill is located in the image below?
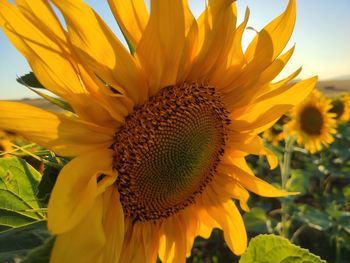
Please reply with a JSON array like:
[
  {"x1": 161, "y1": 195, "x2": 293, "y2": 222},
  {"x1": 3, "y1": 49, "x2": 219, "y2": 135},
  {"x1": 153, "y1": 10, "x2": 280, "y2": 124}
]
[
  {"x1": 327, "y1": 74, "x2": 350, "y2": 81},
  {"x1": 19, "y1": 98, "x2": 63, "y2": 112},
  {"x1": 317, "y1": 79, "x2": 350, "y2": 97}
]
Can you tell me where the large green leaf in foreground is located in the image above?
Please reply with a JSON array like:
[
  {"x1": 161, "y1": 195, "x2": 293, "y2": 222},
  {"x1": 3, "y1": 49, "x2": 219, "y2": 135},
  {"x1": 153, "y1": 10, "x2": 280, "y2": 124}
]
[
  {"x1": 0, "y1": 157, "x2": 45, "y2": 231},
  {"x1": 0, "y1": 221, "x2": 50, "y2": 262},
  {"x1": 240, "y1": 234, "x2": 326, "y2": 263},
  {"x1": 0, "y1": 158, "x2": 50, "y2": 262}
]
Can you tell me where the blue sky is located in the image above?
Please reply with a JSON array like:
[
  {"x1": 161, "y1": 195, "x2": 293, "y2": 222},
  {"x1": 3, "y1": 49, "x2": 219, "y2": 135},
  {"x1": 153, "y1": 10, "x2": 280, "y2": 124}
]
[{"x1": 0, "y1": 0, "x2": 349, "y2": 99}]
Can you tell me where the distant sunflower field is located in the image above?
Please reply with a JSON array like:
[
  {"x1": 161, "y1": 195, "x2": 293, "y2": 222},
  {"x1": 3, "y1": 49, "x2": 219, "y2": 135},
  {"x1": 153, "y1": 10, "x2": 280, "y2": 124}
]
[{"x1": 0, "y1": 0, "x2": 349, "y2": 263}]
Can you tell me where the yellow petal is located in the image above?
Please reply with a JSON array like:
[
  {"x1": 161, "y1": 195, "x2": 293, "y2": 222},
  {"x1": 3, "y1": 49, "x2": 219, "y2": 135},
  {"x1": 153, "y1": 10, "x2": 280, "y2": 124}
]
[
  {"x1": 178, "y1": 210, "x2": 199, "y2": 256},
  {"x1": 51, "y1": 0, "x2": 147, "y2": 104},
  {"x1": 257, "y1": 75, "x2": 317, "y2": 106},
  {"x1": 229, "y1": 165, "x2": 296, "y2": 197},
  {"x1": 176, "y1": 1, "x2": 199, "y2": 82},
  {"x1": 0, "y1": 2, "x2": 122, "y2": 125},
  {"x1": 0, "y1": 1, "x2": 84, "y2": 97},
  {"x1": 108, "y1": 0, "x2": 148, "y2": 47},
  {"x1": 48, "y1": 149, "x2": 116, "y2": 234},
  {"x1": 257, "y1": 46, "x2": 295, "y2": 86},
  {"x1": 136, "y1": 0, "x2": 187, "y2": 95},
  {"x1": 210, "y1": 8, "x2": 249, "y2": 90},
  {"x1": 225, "y1": 0, "x2": 296, "y2": 101},
  {"x1": 14, "y1": 0, "x2": 67, "y2": 43},
  {"x1": 50, "y1": 196, "x2": 105, "y2": 263},
  {"x1": 197, "y1": 222, "x2": 213, "y2": 239},
  {"x1": 226, "y1": 135, "x2": 276, "y2": 170},
  {"x1": 0, "y1": 102, "x2": 114, "y2": 156},
  {"x1": 256, "y1": 67, "x2": 302, "y2": 99},
  {"x1": 142, "y1": 222, "x2": 160, "y2": 263},
  {"x1": 119, "y1": 220, "x2": 158, "y2": 263},
  {"x1": 212, "y1": 172, "x2": 250, "y2": 211},
  {"x1": 189, "y1": 0, "x2": 237, "y2": 82},
  {"x1": 227, "y1": 134, "x2": 266, "y2": 155},
  {"x1": 266, "y1": 148, "x2": 279, "y2": 169},
  {"x1": 232, "y1": 104, "x2": 291, "y2": 134},
  {"x1": 207, "y1": 201, "x2": 247, "y2": 255},
  {"x1": 159, "y1": 216, "x2": 186, "y2": 263},
  {"x1": 245, "y1": 0, "x2": 296, "y2": 65},
  {"x1": 230, "y1": 77, "x2": 318, "y2": 134},
  {"x1": 102, "y1": 188, "x2": 124, "y2": 263},
  {"x1": 193, "y1": 202, "x2": 218, "y2": 238}
]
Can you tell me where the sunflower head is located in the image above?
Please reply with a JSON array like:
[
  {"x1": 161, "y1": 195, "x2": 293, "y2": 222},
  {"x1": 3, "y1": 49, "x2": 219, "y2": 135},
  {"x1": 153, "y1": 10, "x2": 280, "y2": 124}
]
[
  {"x1": 330, "y1": 93, "x2": 350, "y2": 123},
  {"x1": 112, "y1": 83, "x2": 230, "y2": 221},
  {"x1": 286, "y1": 90, "x2": 337, "y2": 153},
  {"x1": 0, "y1": 0, "x2": 317, "y2": 262}
]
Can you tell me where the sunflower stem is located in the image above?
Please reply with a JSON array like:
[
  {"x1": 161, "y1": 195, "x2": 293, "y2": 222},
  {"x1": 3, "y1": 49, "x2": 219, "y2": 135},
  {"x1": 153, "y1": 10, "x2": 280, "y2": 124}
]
[{"x1": 280, "y1": 136, "x2": 295, "y2": 238}]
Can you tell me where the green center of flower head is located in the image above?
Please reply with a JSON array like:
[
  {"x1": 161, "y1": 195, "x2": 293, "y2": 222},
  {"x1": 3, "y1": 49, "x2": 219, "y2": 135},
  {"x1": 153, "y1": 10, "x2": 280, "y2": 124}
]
[
  {"x1": 330, "y1": 99, "x2": 344, "y2": 119},
  {"x1": 112, "y1": 83, "x2": 230, "y2": 221},
  {"x1": 300, "y1": 106, "x2": 324, "y2": 135}
]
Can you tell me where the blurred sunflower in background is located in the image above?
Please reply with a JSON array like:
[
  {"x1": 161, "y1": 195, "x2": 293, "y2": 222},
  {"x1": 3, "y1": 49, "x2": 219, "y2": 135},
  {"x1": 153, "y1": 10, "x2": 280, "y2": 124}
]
[
  {"x1": 0, "y1": 0, "x2": 316, "y2": 262},
  {"x1": 330, "y1": 93, "x2": 350, "y2": 123},
  {"x1": 263, "y1": 115, "x2": 290, "y2": 146},
  {"x1": 285, "y1": 90, "x2": 337, "y2": 153}
]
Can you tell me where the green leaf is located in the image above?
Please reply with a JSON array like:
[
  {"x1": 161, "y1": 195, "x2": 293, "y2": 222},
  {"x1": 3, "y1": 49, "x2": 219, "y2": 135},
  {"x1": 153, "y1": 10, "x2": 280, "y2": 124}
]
[
  {"x1": 239, "y1": 234, "x2": 326, "y2": 263},
  {"x1": 286, "y1": 169, "x2": 311, "y2": 195},
  {"x1": 37, "y1": 156, "x2": 67, "y2": 205},
  {"x1": 17, "y1": 72, "x2": 74, "y2": 112},
  {"x1": 297, "y1": 205, "x2": 332, "y2": 231},
  {"x1": 343, "y1": 186, "x2": 350, "y2": 203},
  {"x1": 16, "y1": 72, "x2": 45, "y2": 89},
  {"x1": 27, "y1": 87, "x2": 74, "y2": 112},
  {"x1": 115, "y1": 21, "x2": 135, "y2": 54},
  {"x1": 0, "y1": 157, "x2": 45, "y2": 231},
  {"x1": 0, "y1": 220, "x2": 50, "y2": 263},
  {"x1": 22, "y1": 236, "x2": 55, "y2": 263}
]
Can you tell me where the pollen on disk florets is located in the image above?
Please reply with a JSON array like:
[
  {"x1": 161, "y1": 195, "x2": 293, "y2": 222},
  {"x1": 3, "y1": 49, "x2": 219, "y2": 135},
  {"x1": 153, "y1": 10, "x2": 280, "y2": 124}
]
[{"x1": 112, "y1": 83, "x2": 230, "y2": 222}]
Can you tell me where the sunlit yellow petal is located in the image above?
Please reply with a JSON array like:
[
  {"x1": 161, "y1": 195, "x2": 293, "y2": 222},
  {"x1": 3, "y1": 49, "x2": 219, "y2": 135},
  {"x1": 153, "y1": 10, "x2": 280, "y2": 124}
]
[
  {"x1": 228, "y1": 165, "x2": 295, "y2": 197},
  {"x1": 102, "y1": 188, "x2": 124, "y2": 263},
  {"x1": 119, "y1": 220, "x2": 159, "y2": 263},
  {"x1": 0, "y1": 102, "x2": 114, "y2": 156},
  {"x1": 0, "y1": 1, "x2": 85, "y2": 97},
  {"x1": 48, "y1": 149, "x2": 115, "y2": 234},
  {"x1": 51, "y1": 0, "x2": 147, "y2": 104},
  {"x1": 159, "y1": 216, "x2": 186, "y2": 263},
  {"x1": 50, "y1": 196, "x2": 105, "y2": 263},
  {"x1": 207, "y1": 201, "x2": 247, "y2": 255},
  {"x1": 230, "y1": 77, "x2": 318, "y2": 134},
  {"x1": 108, "y1": 0, "x2": 148, "y2": 47},
  {"x1": 137, "y1": 0, "x2": 187, "y2": 94},
  {"x1": 245, "y1": 0, "x2": 296, "y2": 65},
  {"x1": 189, "y1": 0, "x2": 237, "y2": 82}
]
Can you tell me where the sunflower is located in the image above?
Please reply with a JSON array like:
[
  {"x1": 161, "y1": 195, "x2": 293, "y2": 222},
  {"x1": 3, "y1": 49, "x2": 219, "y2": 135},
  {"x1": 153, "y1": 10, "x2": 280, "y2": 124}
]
[
  {"x1": 0, "y1": 0, "x2": 316, "y2": 262},
  {"x1": 263, "y1": 115, "x2": 290, "y2": 146},
  {"x1": 330, "y1": 93, "x2": 350, "y2": 123},
  {"x1": 285, "y1": 90, "x2": 337, "y2": 153}
]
